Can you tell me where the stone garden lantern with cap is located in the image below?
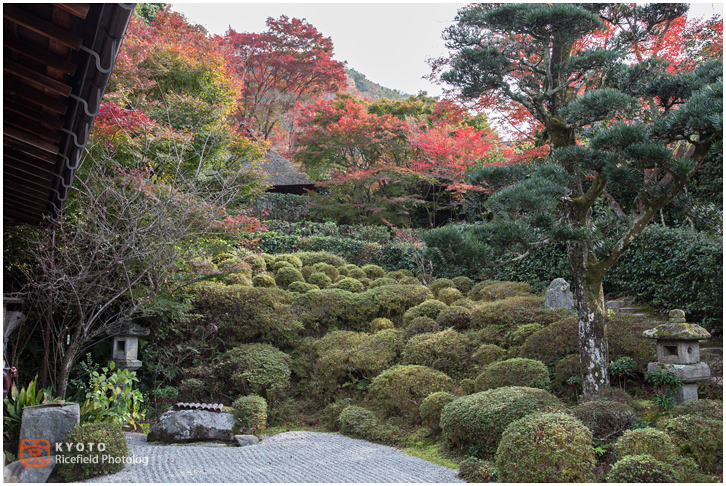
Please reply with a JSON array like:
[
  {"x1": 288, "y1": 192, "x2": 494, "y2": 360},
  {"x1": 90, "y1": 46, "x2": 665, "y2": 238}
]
[
  {"x1": 106, "y1": 319, "x2": 150, "y2": 371},
  {"x1": 643, "y1": 309, "x2": 711, "y2": 404}
]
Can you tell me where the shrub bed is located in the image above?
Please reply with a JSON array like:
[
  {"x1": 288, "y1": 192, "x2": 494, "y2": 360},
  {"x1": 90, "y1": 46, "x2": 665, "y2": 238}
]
[
  {"x1": 401, "y1": 330, "x2": 472, "y2": 376},
  {"x1": 232, "y1": 394, "x2": 267, "y2": 434},
  {"x1": 218, "y1": 343, "x2": 291, "y2": 398},
  {"x1": 474, "y1": 358, "x2": 550, "y2": 392},
  {"x1": 337, "y1": 405, "x2": 399, "y2": 444},
  {"x1": 55, "y1": 423, "x2": 128, "y2": 482},
  {"x1": 606, "y1": 454, "x2": 678, "y2": 483},
  {"x1": 571, "y1": 400, "x2": 636, "y2": 443}
]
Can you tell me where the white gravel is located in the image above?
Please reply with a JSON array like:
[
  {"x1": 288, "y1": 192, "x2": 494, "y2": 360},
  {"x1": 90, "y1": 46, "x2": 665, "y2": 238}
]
[{"x1": 83, "y1": 431, "x2": 462, "y2": 483}]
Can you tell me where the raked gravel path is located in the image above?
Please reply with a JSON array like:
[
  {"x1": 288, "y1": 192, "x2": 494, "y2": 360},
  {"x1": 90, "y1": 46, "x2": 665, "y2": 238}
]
[{"x1": 83, "y1": 431, "x2": 463, "y2": 483}]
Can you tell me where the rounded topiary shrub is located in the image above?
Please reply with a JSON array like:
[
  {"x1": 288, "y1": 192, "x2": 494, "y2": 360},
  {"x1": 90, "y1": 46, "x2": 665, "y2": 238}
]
[
  {"x1": 312, "y1": 262, "x2": 340, "y2": 280},
  {"x1": 606, "y1": 314, "x2": 657, "y2": 371},
  {"x1": 606, "y1": 454, "x2": 678, "y2": 483},
  {"x1": 297, "y1": 251, "x2": 346, "y2": 268},
  {"x1": 367, "y1": 365, "x2": 452, "y2": 422},
  {"x1": 273, "y1": 254, "x2": 303, "y2": 270},
  {"x1": 437, "y1": 287, "x2": 463, "y2": 306},
  {"x1": 362, "y1": 264, "x2": 385, "y2": 279},
  {"x1": 286, "y1": 281, "x2": 319, "y2": 294},
  {"x1": 420, "y1": 391, "x2": 456, "y2": 434},
  {"x1": 662, "y1": 415, "x2": 723, "y2": 475},
  {"x1": 385, "y1": 269, "x2": 414, "y2": 280},
  {"x1": 613, "y1": 428, "x2": 677, "y2": 463},
  {"x1": 307, "y1": 272, "x2": 332, "y2": 289},
  {"x1": 452, "y1": 276, "x2": 474, "y2": 295},
  {"x1": 430, "y1": 278, "x2": 455, "y2": 297},
  {"x1": 275, "y1": 266, "x2": 305, "y2": 289},
  {"x1": 401, "y1": 329, "x2": 471, "y2": 376},
  {"x1": 404, "y1": 317, "x2": 439, "y2": 340},
  {"x1": 571, "y1": 399, "x2": 636, "y2": 442},
  {"x1": 232, "y1": 394, "x2": 267, "y2": 434},
  {"x1": 403, "y1": 299, "x2": 449, "y2": 326},
  {"x1": 300, "y1": 265, "x2": 315, "y2": 281},
  {"x1": 469, "y1": 280, "x2": 532, "y2": 302},
  {"x1": 323, "y1": 400, "x2": 348, "y2": 430},
  {"x1": 506, "y1": 322, "x2": 544, "y2": 347},
  {"x1": 435, "y1": 306, "x2": 471, "y2": 330},
  {"x1": 252, "y1": 274, "x2": 276, "y2": 288},
  {"x1": 519, "y1": 317, "x2": 578, "y2": 366},
  {"x1": 347, "y1": 268, "x2": 367, "y2": 280},
  {"x1": 177, "y1": 377, "x2": 207, "y2": 401},
  {"x1": 272, "y1": 260, "x2": 295, "y2": 273},
  {"x1": 329, "y1": 277, "x2": 365, "y2": 293},
  {"x1": 337, "y1": 405, "x2": 399, "y2": 444},
  {"x1": 457, "y1": 457, "x2": 496, "y2": 483},
  {"x1": 55, "y1": 423, "x2": 128, "y2": 482},
  {"x1": 219, "y1": 343, "x2": 291, "y2": 397},
  {"x1": 370, "y1": 317, "x2": 394, "y2": 332},
  {"x1": 553, "y1": 353, "x2": 581, "y2": 393},
  {"x1": 495, "y1": 412, "x2": 596, "y2": 483},
  {"x1": 471, "y1": 344, "x2": 507, "y2": 367},
  {"x1": 671, "y1": 398, "x2": 723, "y2": 421},
  {"x1": 440, "y1": 386, "x2": 566, "y2": 457},
  {"x1": 474, "y1": 358, "x2": 550, "y2": 392},
  {"x1": 369, "y1": 277, "x2": 399, "y2": 288}
]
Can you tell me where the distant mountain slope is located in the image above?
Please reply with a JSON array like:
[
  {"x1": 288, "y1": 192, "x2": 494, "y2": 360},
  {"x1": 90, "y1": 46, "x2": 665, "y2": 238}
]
[{"x1": 345, "y1": 68, "x2": 410, "y2": 101}]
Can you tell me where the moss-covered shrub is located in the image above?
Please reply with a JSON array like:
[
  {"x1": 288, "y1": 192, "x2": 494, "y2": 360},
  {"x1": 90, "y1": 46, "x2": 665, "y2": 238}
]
[
  {"x1": 661, "y1": 415, "x2": 723, "y2": 475},
  {"x1": 519, "y1": 317, "x2": 578, "y2": 366},
  {"x1": 369, "y1": 317, "x2": 394, "y2": 332},
  {"x1": 606, "y1": 314, "x2": 657, "y2": 371},
  {"x1": 495, "y1": 412, "x2": 596, "y2": 483},
  {"x1": 244, "y1": 254, "x2": 267, "y2": 274},
  {"x1": 361, "y1": 264, "x2": 385, "y2": 279},
  {"x1": 606, "y1": 454, "x2": 678, "y2": 483},
  {"x1": 401, "y1": 329, "x2": 472, "y2": 376},
  {"x1": 273, "y1": 254, "x2": 303, "y2": 270},
  {"x1": 368, "y1": 284, "x2": 433, "y2": 322},
  {"x1": 440, "y1": 386, "x2": 566, "y2": 457},
  {"x1": 402, "y1": 299, "x2": 449, "y2": 326},
  {"x1": 420, "y1": 391, "x2": 456, "y2": 434},
  {"x1": 223, "y1": 272, "x2": 251, "y2": 286},
  {"x1": 469, "y1": 280, "x2": 532, "y2": 302},
  {"x1": 506, "y1": 322, "x2": 544, "y2": 347},
  {"x1": 307, "y1": 272, "x2": 332, "y2": 289},
  {"x1": 337, "y1": 405, "x2": 399, "y2": 444},
  {"x1": 275, "y1": 266, "x2": 305, "y2": 289},
  {"x1": 232, "y1": 394, "x2": 267, "y2": 434},
  {"x1": 193, "y1": 284, "x2": 303, "y2": 347},
  {"x1": 294, "y1": 288, "x2": 372, "y2": 333},
  {"x1": 457, "y1": 457, "x2": 496, "y2": 483},
  {"x1": 471, "y1": 296, "x2": 571, "y2": 345},
  {"x1": 367, "y1": 365, "x2": 452, "y2": 422},
  {"x1": 55, "y1": 423, "x2": 128, "y2": 482},
  {"x1": 671, "y1": 398, "x2": 723, "y2": 421},
  {"x1": 474, "y1": 358, "x2": 550, "y2": 392},
  {"x1": 613, "y1": 428, "x2": 677, "y2": 463},
  {"x1": 452, "y1": 276, "x2": 474, "y2": 295},
  {"x1": 323, "y1": 400, "x2": 348, "y2": 430},
  {"x1": 437, "y1": 287, "x2": 463, "y2": 306},
  {"x1": 369, "y1": 277, "x2": 399, "y2": 288},
  {"x1": 252, "y1": 274, "x2": 276, "y2": 288},
  {"x1": 572, "y1": 400, "x2": 636, "y2": 442},
  {"x1": 286, "y1": 281, "x2": 320, "y2": 294},
  {"x1": 435, "y1": 306, "x2": 471, "y2": 330},
  {"x1": 272, "y1": 260, "x2": 295, "y2": 273},
  {"x1": 471, "y1": 344, "x2": 507, "y2": 367},
  {"x1": 218, "y1": 343, "x2": 291, "y2": 397},
  {"x1": 312, "y1": 262, "x2": 339, "y2": 280},
  {"x1": 430, "y1": 278, "x2": 455, "y2": 297},
  {"x1": 300, "y1": 265, "x2": 315, "y2": 281},
  {"x1": 329, "y1": 276, "x2": 366, "y2": 293},
  {"x1": 347, "y1": 268, "x2": 367, "y2": 280},
  {"x1": 404, "y1": 317, "x2": 440, "y2": 340},
  {"x1": 385, "y1": 269, "x2": 414, "y2": 280},
  {"x1": 348, "y1": 329, "x2": 403, "y2": 379}
]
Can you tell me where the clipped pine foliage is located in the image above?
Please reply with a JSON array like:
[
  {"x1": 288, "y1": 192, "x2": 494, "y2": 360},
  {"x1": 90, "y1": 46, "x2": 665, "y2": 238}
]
[
  {"x1": 495, "y1": 412, "x2": 596, "y2": 483},
  {"x1": 474, "y1": 358, "x2": 550, "y2": 392},
  {"x1": 440, "y1": 386, "x2": 566, "y2": 457}
]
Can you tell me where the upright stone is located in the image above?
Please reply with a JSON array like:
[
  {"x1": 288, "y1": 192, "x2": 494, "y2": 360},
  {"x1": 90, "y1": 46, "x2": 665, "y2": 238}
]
[
  {"x1": 544, "y1": 278, "x2": 574, "y2": 310},
  {"x1": 11, "y1": 403, "x2": 80, "y2": 482}
]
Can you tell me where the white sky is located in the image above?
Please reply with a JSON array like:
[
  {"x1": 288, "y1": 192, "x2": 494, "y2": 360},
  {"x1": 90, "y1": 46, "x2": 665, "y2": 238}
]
[{"x1": 170, "y1": 2, "x2": 724, "y2": 98}]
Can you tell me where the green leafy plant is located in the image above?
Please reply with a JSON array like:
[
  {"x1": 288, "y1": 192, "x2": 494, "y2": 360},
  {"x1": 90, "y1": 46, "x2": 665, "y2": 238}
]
[
  {"x1": 80, "y1": 362, "x2": 145, "y2": 428},
  {"x1": 3, "y1": 376, "x2": 55, "y2": 451},
  {"x1": 644, "y1": 369, "x2": 682, "y2": 410},
  {"x1": 609, "y1": 356, "x2": 637, "y2": 389}
]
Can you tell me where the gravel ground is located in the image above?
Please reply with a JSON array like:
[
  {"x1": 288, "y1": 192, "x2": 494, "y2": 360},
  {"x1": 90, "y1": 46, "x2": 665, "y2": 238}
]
[{"x1": 83, "y1": 431, "x2": 462, "y2": 483}]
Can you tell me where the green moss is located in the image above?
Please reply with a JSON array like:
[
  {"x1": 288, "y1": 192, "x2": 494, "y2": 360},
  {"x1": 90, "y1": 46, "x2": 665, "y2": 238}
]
[
  {"x1": 495, "y1": 412, "x2": 596, "y2": 483},
  {"x1": 642, "y1": 322, "x2": 711, "y2": 340},
  {"x1": 55, "y1": 423, "x2": 128, "y2": 482}
]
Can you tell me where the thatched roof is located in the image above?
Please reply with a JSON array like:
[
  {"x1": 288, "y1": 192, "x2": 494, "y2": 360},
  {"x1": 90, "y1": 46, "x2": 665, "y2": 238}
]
[{"x1": 254, "y1": 150, "x2": 314, "y2": 188}]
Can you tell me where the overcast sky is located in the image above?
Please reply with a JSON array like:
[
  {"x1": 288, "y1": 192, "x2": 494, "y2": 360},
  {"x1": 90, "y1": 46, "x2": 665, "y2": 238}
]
[{"x1": 170, "y1": 2, "x2": 723, "y2": 98}]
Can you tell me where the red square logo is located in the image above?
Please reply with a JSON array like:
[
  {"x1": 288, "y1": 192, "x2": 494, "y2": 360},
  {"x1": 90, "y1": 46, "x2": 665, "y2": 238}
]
[{"x1": 19, "y1": 439, "x2": 50, "y2": 467}]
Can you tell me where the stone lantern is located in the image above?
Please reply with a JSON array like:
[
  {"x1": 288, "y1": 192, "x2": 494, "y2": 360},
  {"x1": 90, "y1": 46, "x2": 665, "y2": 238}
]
[
  {"x1": 106, "y1": 320, "x2": 150, "y2": 371},
  {"x1": 643, "y1": 309, "x2": 711, "y2": 404}
]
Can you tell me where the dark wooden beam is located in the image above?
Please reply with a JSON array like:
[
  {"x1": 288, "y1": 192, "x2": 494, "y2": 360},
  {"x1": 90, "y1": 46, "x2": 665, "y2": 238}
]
[
  {"x1": 4, "y1": 125, "x2": 59, "y2": 153},
  {"x1": 5, "y1": 99, "x2": 65, "y2": 130},
  {"x1": 4, "y1": 34, "x2": 77, "y2": 75},
  {"x1": 4, "y1": 59, "x2": 72, "y2": 97},
  {"x1": 3, "y1": 5, "x2": 83, "y2": 50},
  {"x1": 5, "y1": 85, "x2": 69, "y2": 115},
  {"x1": 52, "y1": 3, "x2": 90, "y2": 20}
]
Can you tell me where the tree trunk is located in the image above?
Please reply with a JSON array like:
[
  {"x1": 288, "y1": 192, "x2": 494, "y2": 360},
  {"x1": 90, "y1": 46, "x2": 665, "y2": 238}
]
[
  {"x1": 568, "y1": 239, "x2": 609, "y2": 399},
  {"x1": 56, "y1": 341, "x2": 81, "y2": 399}
]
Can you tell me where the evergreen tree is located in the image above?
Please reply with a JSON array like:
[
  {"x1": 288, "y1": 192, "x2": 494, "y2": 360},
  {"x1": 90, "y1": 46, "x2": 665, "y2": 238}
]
[{"x1": 440, "y1": 3, "x2": 722, "y2": 396}]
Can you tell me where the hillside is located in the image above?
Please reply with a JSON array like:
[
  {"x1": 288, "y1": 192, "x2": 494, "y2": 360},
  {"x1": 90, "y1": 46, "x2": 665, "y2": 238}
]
[{"x1": 345, "y1": 68, "x2": 409, "y2": 101}]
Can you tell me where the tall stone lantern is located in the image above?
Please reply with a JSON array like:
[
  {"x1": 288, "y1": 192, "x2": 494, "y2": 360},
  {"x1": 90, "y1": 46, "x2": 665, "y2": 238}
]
[
  {"x1": 643, "y1": 309, "x2": 711, "y2": 404},
  {"x1": 106, "y1": 320, "x2": 150, "y2": 371}
]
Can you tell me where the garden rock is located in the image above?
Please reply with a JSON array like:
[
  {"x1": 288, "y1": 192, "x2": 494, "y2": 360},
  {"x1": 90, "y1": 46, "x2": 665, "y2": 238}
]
[
  {"x1": 235, "y1": 434, "x2": 260, "y2": 447},
  {"x1": 544, "y1": 278, "x2": 574, "y2": 310},
  {"x1": 147, "y1": 409, "x2": 236, "y2": 443}
]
